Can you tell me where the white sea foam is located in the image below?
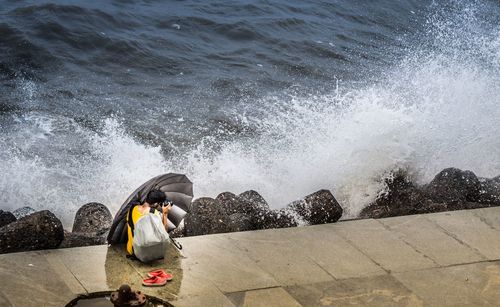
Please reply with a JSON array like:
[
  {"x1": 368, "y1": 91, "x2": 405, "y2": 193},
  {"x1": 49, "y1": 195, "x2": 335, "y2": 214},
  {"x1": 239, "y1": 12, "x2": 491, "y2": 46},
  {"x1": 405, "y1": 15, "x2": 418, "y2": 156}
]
[
  {"x1": 0, "y1": 115, "x2": 171, "y2": 227},
  {"x1": 182, "y1": 1, "x2": 500, "y2": 216},
  {"x1": 185, "y1": 54, "x2": 499, "y2": 217}
]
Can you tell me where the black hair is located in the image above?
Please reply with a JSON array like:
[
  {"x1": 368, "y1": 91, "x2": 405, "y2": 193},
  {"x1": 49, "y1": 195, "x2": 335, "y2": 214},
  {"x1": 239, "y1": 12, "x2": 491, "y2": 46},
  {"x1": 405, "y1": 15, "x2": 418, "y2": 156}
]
[{"x1": 145, "y1": 189, "x2": 166, "y2": 205}]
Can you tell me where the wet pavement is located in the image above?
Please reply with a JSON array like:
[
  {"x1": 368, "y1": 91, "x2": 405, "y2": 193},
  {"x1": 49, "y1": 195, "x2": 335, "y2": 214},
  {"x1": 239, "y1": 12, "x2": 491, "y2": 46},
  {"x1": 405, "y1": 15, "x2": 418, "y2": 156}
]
[{"x1": 1, "y1": 206, "x2": 500, "y2": 306}]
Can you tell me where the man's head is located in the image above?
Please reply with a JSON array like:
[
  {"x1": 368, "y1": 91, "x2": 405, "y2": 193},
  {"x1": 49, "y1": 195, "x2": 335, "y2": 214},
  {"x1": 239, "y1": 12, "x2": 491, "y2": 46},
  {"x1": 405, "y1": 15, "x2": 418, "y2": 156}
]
[{"x1": 145, "y1": 189, "x2": 167, "y2": 206}]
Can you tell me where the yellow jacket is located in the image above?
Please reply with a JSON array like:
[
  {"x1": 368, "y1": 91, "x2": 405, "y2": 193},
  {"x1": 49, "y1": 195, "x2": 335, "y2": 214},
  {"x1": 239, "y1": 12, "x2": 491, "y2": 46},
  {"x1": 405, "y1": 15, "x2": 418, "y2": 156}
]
[{"x1": 126, "y1": 205, "x2": 161, "y2": 255}]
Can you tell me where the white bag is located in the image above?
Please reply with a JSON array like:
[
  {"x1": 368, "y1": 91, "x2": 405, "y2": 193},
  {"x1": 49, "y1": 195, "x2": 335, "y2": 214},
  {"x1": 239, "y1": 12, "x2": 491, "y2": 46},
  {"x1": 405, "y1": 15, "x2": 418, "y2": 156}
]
[{"x1": 132, "y1": 213, "x2": 170, "y2": 263}]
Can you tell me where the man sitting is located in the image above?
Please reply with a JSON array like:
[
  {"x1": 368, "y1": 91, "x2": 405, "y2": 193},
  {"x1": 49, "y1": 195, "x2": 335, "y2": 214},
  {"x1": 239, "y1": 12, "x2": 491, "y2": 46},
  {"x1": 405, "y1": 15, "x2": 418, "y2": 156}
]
[{"x1": 126, "y1": 189, "x2": 171, "y2": 255}]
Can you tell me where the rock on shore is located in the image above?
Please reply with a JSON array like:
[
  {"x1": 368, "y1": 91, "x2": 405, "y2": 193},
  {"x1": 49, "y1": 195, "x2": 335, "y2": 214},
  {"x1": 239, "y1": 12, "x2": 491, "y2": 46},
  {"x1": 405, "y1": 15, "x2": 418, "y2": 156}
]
[
  {"x1": 60, "y1": 203, "x2": 112, "y2": 248},
  {"x1": 286, "y1": 190, "x2": 343, "y2": 225},
  {"x1": 12, "y1": 206, "x2": 36, "y2": 219},
  {"x1": 359, "y1": 170, "x2": 427, "y2": 219},
  {"x1": 72, "y1": 202, "x2": 112, "y2": 234},
  {"x1": 423, "y1": 168, "x2": 481, "y2": 204},
  {"x1": 0, "y1": 210, "x2": 16, "y2": 228},
  {"x1": 258, "y1": 209, "x2": 298, "y2": 229},
  {"x1": 216, "y1": 191, "x2": 272, "y2": 231},
  {"x1": 184, "y1": 197, "x2": 233, "y2": 236},
  {"x1": 478, "y1": 177, "x2": 500, "y2": 206},
  {"x1": 2, "y1": 167, "x2": 497, "y2": 252},
  {"x1": 360, "y1": 168, "x2": 500, "y2": 219},
  {"x1": 0, "y1": 210, "x2": 64, "y2": 254},
  {"x1": 183, "y1": 189, "x2": 342, "y2": 236}
]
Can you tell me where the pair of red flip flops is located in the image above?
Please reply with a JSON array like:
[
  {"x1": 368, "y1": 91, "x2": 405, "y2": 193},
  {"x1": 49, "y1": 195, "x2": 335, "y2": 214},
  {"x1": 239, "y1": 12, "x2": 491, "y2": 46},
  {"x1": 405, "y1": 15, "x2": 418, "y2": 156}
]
[{"x1": 142, "y1": 269, "x2": 173, "y2": 287}]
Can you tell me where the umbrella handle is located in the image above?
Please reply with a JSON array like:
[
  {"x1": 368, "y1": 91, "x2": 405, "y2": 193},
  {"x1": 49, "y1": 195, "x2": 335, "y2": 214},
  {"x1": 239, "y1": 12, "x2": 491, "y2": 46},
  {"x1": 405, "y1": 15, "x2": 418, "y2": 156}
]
[{"x1": 171, "y1": 237, "x2": 183, "y2": 250}]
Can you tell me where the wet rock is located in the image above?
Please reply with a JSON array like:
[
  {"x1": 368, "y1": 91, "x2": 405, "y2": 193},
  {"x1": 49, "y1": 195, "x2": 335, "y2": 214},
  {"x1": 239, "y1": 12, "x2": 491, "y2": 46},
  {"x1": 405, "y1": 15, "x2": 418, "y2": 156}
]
[
  {"x1": 183, "y1": 197, "x2": 232, "y2": 236},
  {"x1": 259, "y1": 209, "x2": 298, "y2": 229},
  {"x1": 60, "y1": 231, "x2": 107, "y2": 248},
  {"x1": 216, "y1": 192, "x2": 254, "y2": 215},
  {"x1": 414, "y1": 202, "x2": 449, "y2": 214},
  {"x1": 360, "y1": 172, "x2": 427, "y2": 218},
  {"x1": 477, "y1": 177, "x2": 500, "y2": 206},
  {"x1": 287, "y1": 190, "x2": 343, "y2": 225},
  {"x1": 0, "y1": 210, "x2": 64, "y2": 254},
  {"x1": 72, "y1": 203, "x2": 112, "y2": 235},
  {"x1": 239, "y1": 190, "x2": 269, "y2": 208},
  {"x1": 228, "y1": 213, "x2": 253, "y2": 232},
  {"x1": 61, "y1": 203, "x2": 112, "y2": 248},
  {"x1": 216, "y1": 191, "x2": 271, "y2": 230},
  {"x1": 0, "y1": 210, "x2": 16, "y2": 228},
  {"x1": 361, "y1": 168, "x2": 496, "y2": 219},
  {"x1": 12, "y1": 206, "x2": 36, "y2": 219},
  {"x1": 423, "y1": 168, "x2": 481, "y2": 204},
  {"x1": 464, "y1": 202, "x2": 494, "y2": 209}
]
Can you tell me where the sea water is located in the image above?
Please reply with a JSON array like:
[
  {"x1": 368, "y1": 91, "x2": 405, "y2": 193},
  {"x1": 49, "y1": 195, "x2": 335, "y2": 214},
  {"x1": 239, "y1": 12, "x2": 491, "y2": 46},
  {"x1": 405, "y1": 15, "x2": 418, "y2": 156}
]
[{"x1": 0, "y1": 0, "x2": 498, "y2": 225}]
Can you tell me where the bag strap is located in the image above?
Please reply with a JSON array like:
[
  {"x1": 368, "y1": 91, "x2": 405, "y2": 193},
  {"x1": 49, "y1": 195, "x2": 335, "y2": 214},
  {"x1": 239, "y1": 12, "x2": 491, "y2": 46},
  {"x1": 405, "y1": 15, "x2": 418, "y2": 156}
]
[
  {"x1": 128, "y1": 205, "x2": 156, "y2": 238},
  {"x1": 127, "y1": 203, "x2": 138, "y2": 237}
]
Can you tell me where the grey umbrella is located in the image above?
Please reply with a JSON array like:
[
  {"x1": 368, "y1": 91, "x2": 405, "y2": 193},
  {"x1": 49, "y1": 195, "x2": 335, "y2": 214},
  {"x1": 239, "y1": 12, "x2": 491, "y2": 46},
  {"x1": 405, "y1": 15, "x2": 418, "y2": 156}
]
[{"x1": 107, "y1": 173, "x2": 193, "y2": 244}]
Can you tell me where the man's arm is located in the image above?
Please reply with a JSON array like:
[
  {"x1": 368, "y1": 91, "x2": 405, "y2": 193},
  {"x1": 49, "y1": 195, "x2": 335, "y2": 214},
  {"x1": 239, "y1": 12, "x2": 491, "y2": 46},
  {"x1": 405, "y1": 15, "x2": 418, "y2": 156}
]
[{"x1": 162, "y1": 204, "x2": 172, "y2": 228}]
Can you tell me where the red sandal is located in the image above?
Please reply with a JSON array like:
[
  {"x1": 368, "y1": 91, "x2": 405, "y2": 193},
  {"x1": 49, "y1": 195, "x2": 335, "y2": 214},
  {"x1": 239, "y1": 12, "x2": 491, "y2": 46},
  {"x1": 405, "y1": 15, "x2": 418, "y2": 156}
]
[
  {"x1": 147, "y1": 269, "x2": 173, "y2": 281},
  {"x1": 142, "y1": 275, "x2": 168, "y2": 287}
]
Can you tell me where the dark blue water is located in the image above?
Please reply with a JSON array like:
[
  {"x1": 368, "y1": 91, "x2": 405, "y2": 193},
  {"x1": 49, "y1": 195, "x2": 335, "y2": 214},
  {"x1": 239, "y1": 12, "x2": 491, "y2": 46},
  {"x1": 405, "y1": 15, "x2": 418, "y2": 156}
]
[
  {"x1": 1, "y1": 0, "x2": 420, "y2": 132},
  {"x1": 1, "y1": 0, "x2": 499, "y2": 224}
]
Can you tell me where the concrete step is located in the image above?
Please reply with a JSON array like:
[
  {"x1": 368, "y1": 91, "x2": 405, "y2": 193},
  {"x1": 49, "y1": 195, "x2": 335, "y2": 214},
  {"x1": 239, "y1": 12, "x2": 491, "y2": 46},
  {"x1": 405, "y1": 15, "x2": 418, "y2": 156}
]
[{"x1": 1, "y1": 206, "x2": 500, "y2": 306}]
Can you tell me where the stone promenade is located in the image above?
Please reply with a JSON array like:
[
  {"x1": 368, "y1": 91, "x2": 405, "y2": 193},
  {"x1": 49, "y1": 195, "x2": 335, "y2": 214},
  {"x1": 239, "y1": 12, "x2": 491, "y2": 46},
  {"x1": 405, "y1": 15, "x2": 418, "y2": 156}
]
[{"x1": 1, "y1": 207, "x2": 500, "y2": 306}]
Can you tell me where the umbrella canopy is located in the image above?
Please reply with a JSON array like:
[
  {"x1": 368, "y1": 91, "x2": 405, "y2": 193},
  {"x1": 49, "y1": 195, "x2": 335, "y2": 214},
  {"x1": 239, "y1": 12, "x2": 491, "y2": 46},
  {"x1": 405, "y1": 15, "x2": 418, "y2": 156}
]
[{"x1": 107, "y1": 173, "x2": 193, "y2": 244}]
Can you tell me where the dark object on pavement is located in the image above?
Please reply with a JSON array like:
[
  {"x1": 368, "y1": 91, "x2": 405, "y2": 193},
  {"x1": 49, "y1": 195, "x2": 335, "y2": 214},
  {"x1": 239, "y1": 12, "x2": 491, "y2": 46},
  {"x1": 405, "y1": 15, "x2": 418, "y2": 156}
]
[{"x1": 110, "y1": 284, "x2": 147, "y2": 307}]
